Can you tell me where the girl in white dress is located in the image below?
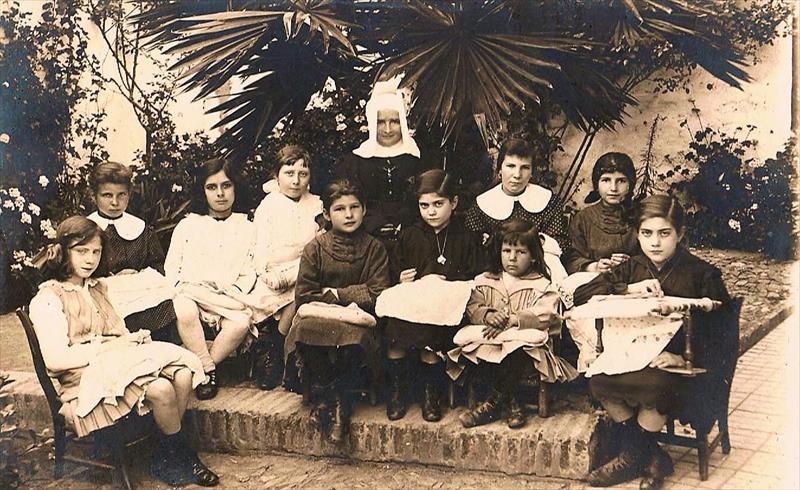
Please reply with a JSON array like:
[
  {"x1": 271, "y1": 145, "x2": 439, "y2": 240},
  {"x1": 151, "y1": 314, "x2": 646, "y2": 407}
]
[{"x1": 165, "y1": 158, "x2": 257, "y2": 400}]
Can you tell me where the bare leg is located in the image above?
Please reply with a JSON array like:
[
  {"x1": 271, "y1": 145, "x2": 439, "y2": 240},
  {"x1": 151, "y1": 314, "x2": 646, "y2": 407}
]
[
  {"x1": 599, "y1": 398, "x2": 636, "y2": 423},
  {"x1": 171, "y1": 368, "x2": 193, "y2": 420},
  {"x1": 637, "y1": 407, "x2": 669, "y2": 432},
  {"x1": 145, "y1": 378, "x2": 181, "y2": 435},
  {"x1": 173, "y1": 295, "x2": 215, "y2": 373},
  {"x1": 209, "y1": 318, "x2": 250, "y2": 365}
]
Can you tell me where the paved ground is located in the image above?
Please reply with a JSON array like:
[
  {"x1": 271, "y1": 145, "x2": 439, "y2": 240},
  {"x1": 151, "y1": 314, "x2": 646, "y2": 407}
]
[{"x1": 7, "y1": 311, "x2": 798, "y2": 489}]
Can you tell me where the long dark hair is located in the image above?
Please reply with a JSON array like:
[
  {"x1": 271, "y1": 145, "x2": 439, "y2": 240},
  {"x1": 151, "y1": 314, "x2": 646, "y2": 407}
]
[
  {"x1": 486, "y1": 219, "x2": 550, "y2": 280},
  {"x1": 585, "y1": 152, "x2": 637, "y2": 206},
  {"x1": 190, "y1": 157, "x2": 248, "y2": 214},
  {"x1": 42, "y1": 216, "x2": 106, "y2": 282}
]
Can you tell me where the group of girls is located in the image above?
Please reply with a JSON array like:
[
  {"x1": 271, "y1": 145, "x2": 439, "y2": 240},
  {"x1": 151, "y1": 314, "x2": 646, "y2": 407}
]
[{"x1": 28, "y1": 82, "x2": 731, "y2": 490}]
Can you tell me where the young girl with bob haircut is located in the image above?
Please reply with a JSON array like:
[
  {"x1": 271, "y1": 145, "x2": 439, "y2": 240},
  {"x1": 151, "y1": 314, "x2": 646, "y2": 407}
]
[
  {"x1": 251, "y1": 145, "x2": 323, "y2": 390},
  {"x1": 574, "y1": 195, "x2": 732, "y2": 490},
  {"x1": 384, "y1": 169, "x2": 484, "y2": 422},
  {"x1": 165, "y1": 158, "x2": 257, "y2": 400},
  {"x1": 29, "y1": 216, "x2": 218, "y2": 486},
  {"x1": 448, "y1": 220, "x2": 577, "y2": 429},
  {"x1": 284, "y1": 179, "x2": 390, "y2": 443}
]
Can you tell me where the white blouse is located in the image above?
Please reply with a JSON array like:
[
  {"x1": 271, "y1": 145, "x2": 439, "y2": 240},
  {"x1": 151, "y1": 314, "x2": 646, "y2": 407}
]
[
  {"x1": 253, "y1": 189, "x2": 322, "y2": 273},
  {"x1": 164, "y1": 213, "x2": 256, "y2": 293}
]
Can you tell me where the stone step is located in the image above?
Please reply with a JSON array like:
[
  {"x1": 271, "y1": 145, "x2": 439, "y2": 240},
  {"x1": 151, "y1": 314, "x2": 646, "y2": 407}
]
[{"x1": 5, "y1": 371, "x2": 603, "y2": 479}]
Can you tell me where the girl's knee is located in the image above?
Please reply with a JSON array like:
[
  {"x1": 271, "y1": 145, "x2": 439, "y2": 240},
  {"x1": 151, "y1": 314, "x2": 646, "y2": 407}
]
[
  {"x1": 146, "y1": 378, "x2": 176, "y2": 404},
  {"x1": 226, "y1": 320, "x2": 251, "y2": 337},
  {"x1": 172, "y1": 369, "x2": 194, "y2": 395},
  {"x1": 173, "y1": 296, "x2": 199, "y2": 322}
]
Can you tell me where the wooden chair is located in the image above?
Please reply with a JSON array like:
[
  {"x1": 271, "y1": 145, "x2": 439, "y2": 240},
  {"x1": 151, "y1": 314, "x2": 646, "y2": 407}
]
[
  {"x1": 16, "y1": 307, "x2": 149, "y2": 490},
  {"x1": 592, "y1": 297, "x2": 744, "y2": 481}
]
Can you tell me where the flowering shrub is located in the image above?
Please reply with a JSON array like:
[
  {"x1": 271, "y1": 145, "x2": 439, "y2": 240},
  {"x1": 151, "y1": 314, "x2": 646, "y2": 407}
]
[{"x1": 659, "y1": 123, "x2": 796, "y2": 260}]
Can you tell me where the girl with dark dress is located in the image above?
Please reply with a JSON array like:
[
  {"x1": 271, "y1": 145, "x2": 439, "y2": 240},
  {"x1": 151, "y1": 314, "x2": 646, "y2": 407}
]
[
  {"x1": 285, "y1": 179, "x2": 390, "y2": 443},
  {"x1": 335, "y1": 83, "x2": 426, "y2": 242},
  {"x1": 564, "y1": 152, "x2": 640, "y2": 274},
  {"x1": 574, "y1": 195, "x2": 732, "y2": 490},
  {"x1": 463, "y1": 138, "x2": 569, "y2": 285},
  {"x1": 385, "y1": 169, "x2": 484, "y2": 422},
  {"x1": 87, "y1": 162, "x2": 179, "y2": 340}
]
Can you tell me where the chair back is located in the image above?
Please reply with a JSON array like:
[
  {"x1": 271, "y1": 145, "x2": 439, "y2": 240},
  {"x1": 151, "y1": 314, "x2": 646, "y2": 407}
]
[{"x1": 16, "y1": 307, "x2": 64, "y2": 421}]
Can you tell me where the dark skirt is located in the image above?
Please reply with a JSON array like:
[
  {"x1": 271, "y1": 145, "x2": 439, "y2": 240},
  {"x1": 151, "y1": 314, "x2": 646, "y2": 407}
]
[
  {"x1": 385, "y1": 318, "x2": 458, "y2": 351},
  {"x1": 124, "y1": 299, "x2": 177, "y2": 336},
  {"x1": 589, "y1": 367, "x2": 687, "y2": 416},
  {"x1": 284, "y1": 317, "x2": 380, "y2": 380}
]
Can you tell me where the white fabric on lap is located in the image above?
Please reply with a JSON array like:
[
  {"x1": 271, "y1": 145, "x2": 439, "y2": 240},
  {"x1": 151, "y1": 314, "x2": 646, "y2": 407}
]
[
  {"x1": 375, "y1": 276, "x2": 473, "y2": 326},
  {"x1": 99, "y1": 268, "x2": 174, "y2": 319},
  {"x1": 452, "y1": 324, "x2": 548, "y2": 346},
  {"x1": 296, "y1": 301, "x2": 377, "y2": 328}
]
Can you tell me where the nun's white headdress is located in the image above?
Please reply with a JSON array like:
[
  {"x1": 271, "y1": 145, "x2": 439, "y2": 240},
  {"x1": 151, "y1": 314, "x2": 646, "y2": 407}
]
[{"x1": 352, "y1": 79, "x2": 420, "y2": 159}]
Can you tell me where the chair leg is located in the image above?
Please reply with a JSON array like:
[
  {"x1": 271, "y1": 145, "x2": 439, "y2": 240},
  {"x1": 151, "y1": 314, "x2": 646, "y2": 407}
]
[
  {"x1": 110, "y1": 431, "x2": 132, "y2": 490},
  {"x1": 697, "y1": 430, "x2": 710, "y2": 481},
  {"x1": 538, "y1": 377, "x2": 550, "y2": 418},
  {"x1": 467, "y1": 378, "x2": 476, "y2": 410},
  {"x1": 719, "y1": 411, "x2": 732, "y2": 454},
  {"x1": 448, "y1": 380, "x2": 456, "y2": 409},
  {"x1": 53, "y1": 417, "x2": 66, "y2": 479}
]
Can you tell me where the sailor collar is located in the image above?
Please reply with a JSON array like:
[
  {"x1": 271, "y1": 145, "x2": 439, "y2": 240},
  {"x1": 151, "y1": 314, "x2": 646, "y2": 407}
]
[
  {"x1": 88, "y1": 211, "x2": 145, "y2": 241},
  {"x1": 475, "y1": 183, "x2": 552, "y2": 221}
]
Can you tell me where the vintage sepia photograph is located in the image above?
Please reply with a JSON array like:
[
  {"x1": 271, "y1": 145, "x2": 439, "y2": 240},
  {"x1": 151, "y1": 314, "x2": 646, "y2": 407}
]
[{"x1": 0, "y1": 1, "x2": 797, "y2": 488}]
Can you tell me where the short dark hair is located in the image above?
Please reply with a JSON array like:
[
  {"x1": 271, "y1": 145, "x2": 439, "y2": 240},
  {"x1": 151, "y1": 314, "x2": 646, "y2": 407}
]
[
  {"x1": 273, "y1": 145, "x2": 312, "y2": 177},
  {"x1": 42, "y1": 216, "x2": 106, "y2": 281},
  {"x1": 591, "y1": 152, "x2": 636, "y2": 192},
  {"x1": 414, "y1": 168, "x2": 458, "y2": 201},
  {"x1": 497, "y1": 138, "x2": 534, "y2": 167},
  {"x1": 191, "y1": 157, "x2": 247, "y2": 214},
  {"x1": 90, "y1": 162, "x2": 133, "y2": 193},
  {"x1": 321, "y1": 178, "x2": 365, "y2": 211},
  {"x1": 635, "y1": 194, "x2": 686, "y2": 232},
  {"x1": 486, "y1": 219, "x2": 550, "y2": 280}
]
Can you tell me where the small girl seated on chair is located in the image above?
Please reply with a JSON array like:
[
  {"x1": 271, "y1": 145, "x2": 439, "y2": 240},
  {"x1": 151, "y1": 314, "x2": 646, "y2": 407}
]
[
  {"x1": 284, "y1": 179, "x2": 390, "y2": 443},
  {"x1": 29, "y1": 216, "x2": 218, "y2": 487},
  {"x1": 574, "y1": 195, "x2": 732, "y2": 490},
  {"x1": 448, "y1": 220, "x2": 577, "y2": 429}
]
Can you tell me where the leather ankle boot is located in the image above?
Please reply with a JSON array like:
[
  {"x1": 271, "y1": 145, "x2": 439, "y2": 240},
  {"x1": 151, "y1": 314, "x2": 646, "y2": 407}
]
[
  {"x1": 585, "y1": 419, "x2": 646, "y2": 487},
  {"x1": 255, "y1": 325, "x2": 284, "y2": 391},
  {"x1": 640, "y1": 434, "x2": 673, "y2": 490},
  {"x1": 386, "y1": 358, "x2": 407, "y2": 421},
  {"x1": 176, "y1": 428, "x2": 220, "y2": 487},
  {"x1": 506, "y1": 390, "x2": 527, "y2": 429},
  {"x1": 420, "y1": 362, "x2": 442, "y2": 422},
  {"x1": 195, "y1": 370, "x2": 218, "y2": 400},
  {"x1": 459, "y1": 387, "x2": 505, "y2": 428}
]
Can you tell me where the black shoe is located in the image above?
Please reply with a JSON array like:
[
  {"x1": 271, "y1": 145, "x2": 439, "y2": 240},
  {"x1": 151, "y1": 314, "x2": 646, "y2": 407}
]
[
  {"x1": 183, "y1": 450, "x2": 220, "y2": 487},
  {"x1": 640, "y1": 439, "x2": 673, "y2": 490},
  {"x1": 459, "y1": 388, "x2": 505, "y2": 428},
  {"x1": 195, "y1": 370, "x2": 218, "y2": 400},
  {"x1": 420, "y1": 363, "x2": 442, "y2": 422},
  {"x1": 585, "y1": 420, "x2": 646, "y2": 487},
  {"x1": 151, "y1": 433, "x2": 195, "y2": 487},
  {"x1": 507, "y1": 393, "x2": 527, "y2": 429},
  {"x1": 329, "y1": 394, "x2": 350, "y2": 444},
  {"x1": 386, "y1": 358, "x2": 407, "y2": 421},
  {"x1": 254, "y1": 326, "x2": 284, "y2": 391}
]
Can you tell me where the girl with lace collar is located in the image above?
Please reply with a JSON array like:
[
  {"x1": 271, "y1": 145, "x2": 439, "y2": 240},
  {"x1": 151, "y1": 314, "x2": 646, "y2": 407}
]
[
  {"x1": 87, "y1": 162, "x2": 178, "y2": 340},
  {"x1": 464, "y1": 138, "x2": 569, "y2": 285},
  {"x1": 335, "y1": 80, "x2": 426, "y2": 240},
  {"x1": 250, "y1": 145, "x2": 324, "y2": 390},
  {"x1": 164, "y1": 158, "x2": 257, "y2": 401},
  {"x1": 29, "y1": 216, "x2": 217, "y2": 487}
]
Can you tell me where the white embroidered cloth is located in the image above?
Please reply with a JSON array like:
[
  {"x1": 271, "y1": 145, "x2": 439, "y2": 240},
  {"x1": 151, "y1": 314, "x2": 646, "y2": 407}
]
[
  {"x1": 375, "y1": 276, "x2": 473, "y2": 326},
  {"x1": 296, "y1": 302, "x2": 377, "y2": 328},
  {"x1": 99, "y1": 267, "x2": 175, "y2": 319}
]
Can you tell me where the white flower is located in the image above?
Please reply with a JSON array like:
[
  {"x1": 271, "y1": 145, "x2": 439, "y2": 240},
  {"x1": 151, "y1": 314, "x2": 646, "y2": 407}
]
[
  {"x1": 358, "y1": 99, "x2": 366, "y2": 108},
  {"x1": 0, "y1": 133, "x2": 9, "y2": 144},
  {"x1": 171, "y1": 184, "x2": 183, "y2": 193},
  {"x1": 8, "y1": 187, "x2": 20, "y2": 198},
  {"x1": 23, "y1": 258, "x2": 33, "y2": 267},
  {"x1": 336, "y1": 122, "x2": 347, "y2": 131},
  {"x1": 335, "y1": 114, "x2": 346, "y2": 124},
  {"x1": 10, "y1": 263, "x2": 22, "y2": 272},
  {"x1": 728, "y1": 219, "x2": 741, "y2": 232},
  {"x1": 255, "y1": 155, "x2": 263, "y2": 162},
  {"x1": 39, "y1": 175, "x2": 49, "y2": 188},
  {"x1": 20, "y1": 212, "x2": 32, "y2": 224},
  {"x1": 40, "y1": 219, "x2": 57, "y2": 239},
  {"x1": 28, "y1": 203, "x2": 40, "y2": 216},
  {"x1": 15, "y1": 196, "x2": 25, "y2": 210},
  {"x1": 12, "y1": 250, "x2": 27, "y2": 262},
  {"x1": 2, "y1": 81, "x2": 9, "y2": 88},
  {"x1": 751, "y1": 203, "x2": 758, "y2": 210},
  {"x1": 359, "y1": 125, "x2": 368, "y2": 133},
  {"x1": 2, "y1": 200, "x2": 13, "y2": 209}
]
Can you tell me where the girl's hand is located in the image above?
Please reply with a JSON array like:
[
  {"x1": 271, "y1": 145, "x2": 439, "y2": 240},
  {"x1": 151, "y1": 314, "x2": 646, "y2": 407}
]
[
  {"x1": 610, "y1": 253, "x2": 630, "y2": 265},
  {"x1": 482, "y1": 324, "x2": 504, "y2": 339},
  {"x1": 399, "y1": 268, "x2": 417, "y2": 283},
  {"x1": 485, "y1": 310, "x2": 509, "y2": 329},
  {"x1": 588, "y1": 259, "x2": 614, "y2": 273},
  {"x1": 627, "y1": 279, "x2": 663, "y2": 297},
  {"x1": 649, "y1": 352, "x2": 685, "y2": 369},
  {"x1": 507, "y1": 314, "x2": 519, "y2": 328}
]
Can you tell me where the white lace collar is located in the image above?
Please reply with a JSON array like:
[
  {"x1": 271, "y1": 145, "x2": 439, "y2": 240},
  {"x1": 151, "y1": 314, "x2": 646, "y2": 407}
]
[
  {"x1": 87, "y1": 211, "x2": 145, "y2": 240},
  {"x1": 475, "y1": 183, "x2": 553, "y2": 221},
  {"x1": 40, "y1": 278, "x2": 98, "y2": 292},
  {"x1": 261, "y1": 180, "x2": 323, "y2": 214}
]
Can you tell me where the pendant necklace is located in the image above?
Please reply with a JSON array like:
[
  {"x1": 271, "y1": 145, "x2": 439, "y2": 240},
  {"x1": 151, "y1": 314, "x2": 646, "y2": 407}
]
[{"x1": 435, "y1": 228, "x2": 448, "y2": 265}]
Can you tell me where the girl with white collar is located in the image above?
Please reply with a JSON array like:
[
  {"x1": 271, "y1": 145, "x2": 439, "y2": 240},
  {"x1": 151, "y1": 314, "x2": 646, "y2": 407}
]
[
  {"x1": 87, "y1": 162, "x2": 180, "y2": 340},
  {"x1": 464, "y1": 138, "x2": 569, "y2": 285},
  {"x1": 335, "y1": 82, "x2": 426, "y2": 241},
  {"x1": 250, "y1": 145, "x2": 324, "y2": 390}
]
